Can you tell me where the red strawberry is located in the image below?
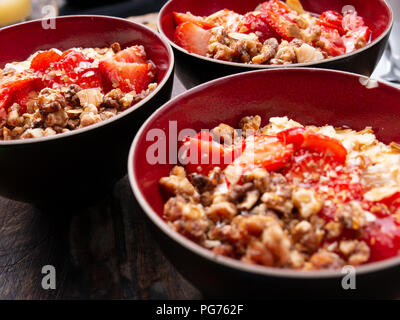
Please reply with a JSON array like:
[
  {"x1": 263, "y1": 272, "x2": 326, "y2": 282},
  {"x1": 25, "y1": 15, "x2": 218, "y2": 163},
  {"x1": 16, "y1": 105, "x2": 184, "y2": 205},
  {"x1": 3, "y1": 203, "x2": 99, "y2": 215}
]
[
  {"x1": 363, "y1": 216, "x2": 400, "y2": 262},
  {"x1": 277, "y1": 127, "x2": 347, "y2": 163},
  {"x1": 42, "y1": 50, "x2": 103, "y2": 89},
  {"x1": 173, "y1": 12, "x2": 215, "y2": 29},
  {"x1": 342, "y1": 26, "x2": 371, "y2": 53},
  {"x1": 319, "y1": 26, "x2": 346, "y2": 57},
  {"x1": 241, "y1": 12, "x2": 281, "y2": 42},
  {"x1": 260, "y1": 0, "x2": 298, "y2": 41},
  {"x1": 174, "y1": 22, "x2": 212, "y2": 56},
  {"x1": 55, "y1": 50, "x2": 93, "y2": 73},
  {"x1": 114, "y1": 46, "x2": 148, "y2": 64},
  {"x1": 30, "y1": 50, "x2": 62, "y2": 72},
  {"x1": 0, "y1": 76, "x2": 43, "y2": 113},
  {"x1": 99, "y1": 59, "x2": 154, "y2": 93},
  {"x1": 318, "y1": 10, "x2": 345, "y2": 35},
  {"x1": 259, "y1": 0, "x2": 297, "y2": 22},
  {"x1": 343, "y1": 11, "x2": 366, "y2": 31},
  {"x1": 0, "y1": 87, "x2": 11, "y2": 111}
]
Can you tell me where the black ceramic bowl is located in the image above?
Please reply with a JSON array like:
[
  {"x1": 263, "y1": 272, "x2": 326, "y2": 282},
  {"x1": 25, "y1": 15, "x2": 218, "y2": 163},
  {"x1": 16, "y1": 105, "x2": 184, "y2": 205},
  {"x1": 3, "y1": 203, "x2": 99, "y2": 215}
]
[
  {"x1": 129, "y1": 68, "x2": 400, "y2": 299},
  {"x1": 0, "y1": 16, "x2": 174, "y2": 210},
  {"x1": 158, "y1": 0, "x2": 393, "y2": 88}
]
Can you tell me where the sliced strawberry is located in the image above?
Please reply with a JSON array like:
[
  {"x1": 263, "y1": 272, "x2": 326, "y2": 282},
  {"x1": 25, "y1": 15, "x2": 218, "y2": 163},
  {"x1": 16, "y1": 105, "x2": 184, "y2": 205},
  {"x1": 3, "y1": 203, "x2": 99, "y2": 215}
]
[
  {"x1": 363, "y1": 216, "x2": 400, "y2": 262},
  {"x1": 260, "y1": 0, "x2": 298, "y2": 40},
  {"x1": 42, "y1": 50, "x2": 103, "y2": 89},
  {"x1": 342, "y1": 11, "x2": 366, "y2": 31},
  {"x1": 259, "y1": 0, "x2": 295, "y2": 18},
  {"x1": 251, "y1": 135, "x2": 294, "y2": 171},
  {"x1": 55, "y1": 50, "x2": 93, "y2": 73},
  {"x1": 173, "y1": 12, "x2": 215, "y2": 29},
  {"x1": 318, "y1": 10, "x2": 345, "y2": 35},
  {"x1": 180, "y1": 131, "x2": 244, "y2": 175},
  {"x1": 206, "y1": 9, "x2": 243, "y2": 33},
  {"x1": 174, "y1": 22, "x2": 212, "y2": 56},
  {"x1": 181, "y1": 133, "x2": 226, "y2": 175},
  {"x1": 241, "y1": 12, "x2": 281, "y2": 42},
  {"x1": 342, "y1": 26, "x2": 371, "y2": 53},
  {"x1": 234, "y1": 135, "x2": 293, "y2": 173},
  {"x1": 30, "y1": 50, "x2": 62, "y2": 72},
  {"x1": 0, "y1": 87, "x2": 11, "y2": 111},
  {"x1": 302, "y1": 130, "x2": 347, "y2": 163},
  {"x1": 0, "y1": 76, "x2": 43, "y2": 113},
  {"x1": 114, "y1": 45, "x2": 148, "y2": 64},
  {"x1": 277, "y1": 127, "x2": 347, "y2": 163},
  {"x1": 99, "y1": 59, "x2": 153, "y2": 93},
  {"x1": 277, "y1": 127, "x2": 305, "y2": 149},
  {"x1": 319, "y1": 26, "x2": 346, "y2": 57}
]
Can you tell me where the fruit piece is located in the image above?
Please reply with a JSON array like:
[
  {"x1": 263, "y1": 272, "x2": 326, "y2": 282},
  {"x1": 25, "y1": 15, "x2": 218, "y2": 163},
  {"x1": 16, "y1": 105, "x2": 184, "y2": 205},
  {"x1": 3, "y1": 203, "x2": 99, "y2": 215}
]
[
  {"x1": 173, "y1": 12, "x2": 215, "y2": 29},
  {"x1": 260, "y1": 0, "x2": 298, "y2": 40},
  {"x1": 235, "y1": 135, "x2": 293, "y2": 173},
  {"x1": 277, "y1": 127, "x2": 347, "y2": 163},
  {"x1": 174, "y1": 22, "x2": 212, "y2": 56},
  {"x1": 241, "y1": 12, "x2": 281, "y2": 42},
  {"x1": 302, "y1": 130, "x2": 347, "y2": 163},
  {"x1": 260, "y1": 0, "x2": 297, "y2": 21},
  {"x1": 0, "y1": 87, "x2": 11, "y2": 110},
  {"x1": 250, "y1": 135, "x2": 294, "y2": 171},
  {"x1": 277, "y1": 127, "x2": 305, "y2": 149},
  {"x1": 42, "y1": 49, "x2": 103, "y2": 89},
  {"x1": 0, "y1": 76, "x2": 43, "y2": 113},
  {"x1": 342, "y1": 11, "x2": 366, "y2": 31},
  {"x1": 206, "y1": 9, "x2": 243, "y2": 33},
  {"x1": 56, "y1": 50, "x2": 93, "y2": 73},
  {"x1": 180, "y1": 132, "x2": 241, "y2": 175},
  {"x1": 318, "y1": 10, "x2": 345, "y2": 35},
  {"x1": 340, "y1": 11, "x2": 370, "y2": 53},
  {"x1": 114, "y1": 45, "x2": 148, "y2": 64},
  {"x1": 99, "y1": 59, "x2": 153, "y2": 93},
  {"x1": 363, "y1": 216, "x2": 400, "y2": 262},
  {"x1": 342, "y1": 26, "x2": 371, "y2": 53},
  {"x1": 30, "y1": 50, "x2": 62, "y2": 72},
  {"x1": 319, "y1": 26, "x2": 346, "y2": 57}
]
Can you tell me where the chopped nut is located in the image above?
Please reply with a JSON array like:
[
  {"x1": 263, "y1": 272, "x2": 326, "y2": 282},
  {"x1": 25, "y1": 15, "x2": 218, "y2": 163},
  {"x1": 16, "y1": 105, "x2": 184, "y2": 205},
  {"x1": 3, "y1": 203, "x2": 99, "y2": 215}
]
[
  {"x1": 159, "y1": 166, "x2": 196, "y2": 196},
  {"x1": 76, "y1": 89, "x2": 103, "y2": 108},
  {"x1": 239, "y1": 115, "x2": 261, "y2": 137},
  {"x1": 206, "y1": 202, "x2": 237, "y2": 222},
  {"x1": 292, "y1": 188, "x2": 323, "y2": 219}
]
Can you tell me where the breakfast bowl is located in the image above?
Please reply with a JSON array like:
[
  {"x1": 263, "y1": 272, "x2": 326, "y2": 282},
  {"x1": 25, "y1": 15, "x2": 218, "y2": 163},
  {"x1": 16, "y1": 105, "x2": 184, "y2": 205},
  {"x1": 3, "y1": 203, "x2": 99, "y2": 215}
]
[
  {"x1": 129, "y1": 68, "x2": 400, "y2": 298},
  {"x1": 158, "y1": 0, "x2": 393, "y2": 88},
  {"x1": 0, "y1": 16, "x2": 174, "y2": 210}
]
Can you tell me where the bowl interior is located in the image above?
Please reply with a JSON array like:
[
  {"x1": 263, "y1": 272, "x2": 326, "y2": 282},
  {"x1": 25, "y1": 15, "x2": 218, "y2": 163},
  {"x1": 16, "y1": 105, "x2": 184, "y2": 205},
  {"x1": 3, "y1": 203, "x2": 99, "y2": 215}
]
[
  {"x1": 132, "y1": 69, "x2": 400, "y2": 219},
  {"x1": 160, "y1": 0, "x2": 391, "y2": 47},
  {"x1": 0, "y1": 15, "x2": 171, "y2": 84}
]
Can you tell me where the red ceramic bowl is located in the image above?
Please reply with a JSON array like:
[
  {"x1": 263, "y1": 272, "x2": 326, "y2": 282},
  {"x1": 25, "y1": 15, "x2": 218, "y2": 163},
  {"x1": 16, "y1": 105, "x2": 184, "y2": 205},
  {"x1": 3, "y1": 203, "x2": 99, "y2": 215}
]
[
  {"x1": 129, "y1": 68, "x2": 400, "y2": 298},
  {"x1": 0, "y1": 16, "x2": 174, "y2": 210},
  {"x1": 158, "y1": 0, "x2": 393, "y2": 88}
]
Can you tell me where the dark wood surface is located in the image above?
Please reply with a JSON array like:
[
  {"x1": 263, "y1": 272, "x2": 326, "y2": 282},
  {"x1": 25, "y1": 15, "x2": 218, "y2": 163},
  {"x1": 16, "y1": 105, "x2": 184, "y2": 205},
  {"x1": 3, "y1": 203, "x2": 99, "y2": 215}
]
[{"x1": 0, "y1": 76, "x2": 201, "y2": 300}]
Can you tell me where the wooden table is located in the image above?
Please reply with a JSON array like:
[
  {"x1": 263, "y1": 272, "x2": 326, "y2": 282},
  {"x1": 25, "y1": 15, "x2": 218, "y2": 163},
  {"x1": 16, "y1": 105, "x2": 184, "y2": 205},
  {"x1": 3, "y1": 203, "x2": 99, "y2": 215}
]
[{"x1": 0, "y1": 75, "x2": 201, "y2": 300}]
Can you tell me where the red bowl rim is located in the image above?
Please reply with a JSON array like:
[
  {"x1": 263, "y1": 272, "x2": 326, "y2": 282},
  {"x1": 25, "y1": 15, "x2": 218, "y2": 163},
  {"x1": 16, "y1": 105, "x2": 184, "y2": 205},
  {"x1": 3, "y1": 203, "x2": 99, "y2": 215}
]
[
  {"x1": 0, "y1": 15, "x2": 175, "y2": 146},
  {"x1": 157, "y1": 0, "x2": 394, "y2": 70},
  {"x1": 128, "y1": 67, "x2": 400, "y2": 279}
]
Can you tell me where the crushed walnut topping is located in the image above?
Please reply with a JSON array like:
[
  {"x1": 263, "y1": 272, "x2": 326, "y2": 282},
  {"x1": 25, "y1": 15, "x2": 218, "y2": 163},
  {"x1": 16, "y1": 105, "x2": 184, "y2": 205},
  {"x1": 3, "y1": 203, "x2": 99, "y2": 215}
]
[{"x1": 159, "y1": 115, "x2": 400, "y2": 270}]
